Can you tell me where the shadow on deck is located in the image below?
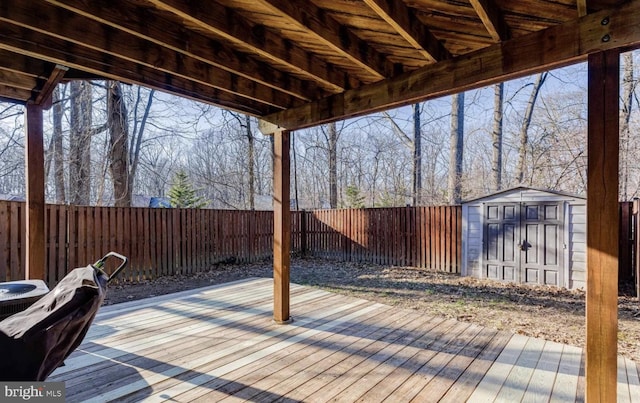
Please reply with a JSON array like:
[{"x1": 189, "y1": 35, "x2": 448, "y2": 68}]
[{"x1": 50, "y1": 278, "x2": 640, "y2": 402}]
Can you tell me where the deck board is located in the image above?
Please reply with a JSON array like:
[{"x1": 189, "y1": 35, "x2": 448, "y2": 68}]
[{"x1": 50, "y1": 278, "x2": 640, "y2": 403}]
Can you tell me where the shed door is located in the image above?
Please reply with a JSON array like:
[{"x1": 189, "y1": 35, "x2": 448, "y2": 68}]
[{"x1": 483, "y1": 202, "x2": 564, "y2": 286}]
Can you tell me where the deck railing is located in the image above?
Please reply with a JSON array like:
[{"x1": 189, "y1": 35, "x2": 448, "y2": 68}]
[{"x1": 0, "y1": 202, "x2": 462, "y2": 286}]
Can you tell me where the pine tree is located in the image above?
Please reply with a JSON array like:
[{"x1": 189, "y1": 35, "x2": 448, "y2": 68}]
[
  {"x1": 168, "y1": 170, "x2": 207, "y2": 208},
  {"x1": 345, "y1": 185, "x2": 365, "y2": 208}
]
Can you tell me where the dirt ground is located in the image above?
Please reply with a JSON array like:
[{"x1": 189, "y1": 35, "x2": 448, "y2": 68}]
[{"x1": 104, "y1": 257, "x2": 640, "y2": 363}]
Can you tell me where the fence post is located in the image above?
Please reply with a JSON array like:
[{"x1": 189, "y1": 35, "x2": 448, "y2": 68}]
[{"x1": 635, "y1": 199, "x2": 640, "y2": 300}]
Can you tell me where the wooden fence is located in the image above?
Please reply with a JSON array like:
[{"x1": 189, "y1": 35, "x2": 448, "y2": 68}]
[
  {"x1": 0, "y1": 202, "x2": 277, "y2": 285},
  {"x1": 0, "y1": 202, "x2": 461, "y2": 286},
  {"x1": 620, "y1": 201, "x2": 640, "y2": 296},
  {"x1": 302, "y1": 206, "x2": 461, "y2": 272}
]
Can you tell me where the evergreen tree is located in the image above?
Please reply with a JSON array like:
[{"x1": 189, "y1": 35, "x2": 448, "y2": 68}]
[
  {"x1": 344, "y1": 185, "x2": 365, "y2": 208},
  {"x1": 168, "y1": 170, "x2": 207, "y2": 208}
]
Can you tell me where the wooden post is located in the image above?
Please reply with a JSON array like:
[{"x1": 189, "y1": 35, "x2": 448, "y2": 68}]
[
  {"x1": 25, "y1": 103, "x2": 46, "y2": 280},
  {"x1": 273, "y1": 130, "x2": 291, "y2": 324},
  {"x1": 586, "y1": 49, "x2": 619, "y2": 403}
]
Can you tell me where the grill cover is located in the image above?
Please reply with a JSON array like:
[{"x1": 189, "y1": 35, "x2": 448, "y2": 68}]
[{"x1": 0, "y1": 265, "x2": 107, "y2": 381}]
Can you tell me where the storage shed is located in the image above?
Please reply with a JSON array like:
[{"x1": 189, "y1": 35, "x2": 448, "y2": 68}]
[{"x1": 461, "y1": 187, "x2": 586, "y2": 290}]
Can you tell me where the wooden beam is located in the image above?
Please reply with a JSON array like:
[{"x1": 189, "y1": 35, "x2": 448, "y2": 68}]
[
  {"x1": 273, "y1": 129, "x2": 291, "y2": 324},
  {"x1": 25, "y1": 103, "x2": 45, "y2": 281},
  {"x1": 362, "y1": 0, "x2": 451, "y2": 62},
  {"x1": 0, "y1": 0, "x2": 301, "y2": 109},
  {"x1": 0, "y1": 84, "x2": 32, "y2": 102},
  {"x1": 0, "y1": 24, "x2": 278, "y2": 116},
  {"x1": 47, "y1": 0, "x2": 327, "y2": 100},
  {"x1": 257, "y1": 0, "x2": 394, "y2": 80},
  {"x1": 586, "y1": 49, "x2": 619, "y2": 403},
  {"x1": 468, "y1": 0, "x2": 510, "y2": 41},
  {"x1": 146, "y1": 0, "x2": 355, "y2": 92},
  {"x1": 0, "y1": 68, "x2": 38, "y2": 90},
  {"x1": 32, "y1": 64, "x2": 67, "y2": 107},
  {"x1": 578, "y1": 0, "x2": 588, "y2": 16},
  {"x1": 263, "y1": 0, "x2": 640, "y2": 130}
]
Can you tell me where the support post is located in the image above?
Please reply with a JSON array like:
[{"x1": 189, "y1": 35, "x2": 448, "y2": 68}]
[
  {"x1": 273, "y1": 129, "x2": 291, "y2": 324},
  {"x1": 586, "y1": 49, "x2": 620, "y2": 402},
  {"x1": 25, "y1": 103, "x2": 46, "y2": 280}
]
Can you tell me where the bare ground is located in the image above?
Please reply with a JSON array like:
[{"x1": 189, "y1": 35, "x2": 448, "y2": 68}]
[{"x1": 103, "y1": 257, "x2": 640, "y2": 363}]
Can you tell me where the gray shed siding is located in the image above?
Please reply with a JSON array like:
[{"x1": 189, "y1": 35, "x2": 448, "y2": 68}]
[{"x1": 461, "y1": 188, "x2": 586, "y2": 289}]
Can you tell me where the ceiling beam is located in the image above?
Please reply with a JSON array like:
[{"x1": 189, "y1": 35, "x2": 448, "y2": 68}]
[
  {"x1": 262, "y1": 0, "x2": 640, "y2": 131},
  {"x1": 146, "y1": 0, "x2": 356, "y2": 92},
  {"x1": 0, "y1": 84, "x2": 31, "y2": 102},
  {"x1": 0, "y1": 0, "x2": 300, "y2": 109},
  {"x1": 257, "y1": 0, "x2": 395, "y2": 80},
  {"x1": 46, "y1": 0, "x2": 325, "y2": 101},
  {"x1": 362, "y1": 0, "x2": 451, "y2": 62},
  {"x1": 468, "y1": 0, "x2": 510, "y2": 41},
  {"x1": 0, "y1": 50, "x2": 52, "y2": 80},
  {"x1": 0, "y1": 68, "x2": 38, "y2": 91},
  {"x1": 0, "y1": 24, "x2": 278, "y2": 116},
  {"x1": 32, "y1": 64, "x2": 67, "y2": 107}
]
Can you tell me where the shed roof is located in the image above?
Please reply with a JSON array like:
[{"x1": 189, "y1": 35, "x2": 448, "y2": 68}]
[
  {"x1": 0, "y1": 1, "x2": 639, "y2": 129},
  {"x1": 462, "y1": 186, "x2": 586, "y2": 203}
]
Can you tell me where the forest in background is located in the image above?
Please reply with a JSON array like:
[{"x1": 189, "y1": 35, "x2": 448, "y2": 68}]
[{"x1": 0, "y1": 50, "x2": 638, "y2": 210}]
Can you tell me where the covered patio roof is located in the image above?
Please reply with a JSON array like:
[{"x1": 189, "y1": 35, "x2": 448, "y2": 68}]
[
  {"x1": 1, "y1": 1, "x2": 639, "y2": 401},
  {"x1": 0, "y1": 0, "x2": 635, "y2": 128}
]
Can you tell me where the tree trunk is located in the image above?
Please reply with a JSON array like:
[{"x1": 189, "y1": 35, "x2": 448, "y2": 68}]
[
  {"x1": 492, "y1": 83, "x2": 504, "y2": 192},
  {"x1": 413, "y1": 103, "x2": 422, "y2": 206},
  {"x1": 516, "y1": 72, "x2": 547, "y2": 184},
  {"x1": 107, "y1": 81, "x2": 131, "y2": 207},
  {"x1": 448, "y1": 92, "x2": 464, "y2": 204},
  {"x1": 328, "y1": 122, "x2": 338, "y2": 208},
  {"x1": 129, "y1": 88, "x2": 154, "y2": 192},
  {"x1": 52, "y1": 86, "x2": 66, "y2": 204},
  {"x1": 620, "y1": 52, "x2": 633, "y2": 200},
  {"x1": 69, "y1": 81, "x2": 92, "y2": 205},
  {"x1": 245, "y1": 115, "x2": 256, "y2": 209}
]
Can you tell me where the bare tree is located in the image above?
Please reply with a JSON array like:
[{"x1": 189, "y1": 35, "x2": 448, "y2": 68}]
[
  {"x1": 327, "y1": 122, "x2": 338, "y2": 208},
  {"x1": 620, "y1": 52, "x2": 635, "y2": 200},
  {"x1": 448, "y1": 92, "x2": 464, "y2": 204},
  {"x1": 129, "y1": 87, "x2": 154, "y2": 191},
  {"x1": 107, "y1": 81, "x2": 132, "y2": 207},
  {"x1": 492, "y1": 83, "x2": 504, "y2": 191},
  {"x1": 413, "y1": 103, "x2": 422, "y2": 205},
  {"x1": 515, "y1": 72, "x2": 548, "y2": 184},
  {"x1": 45, "y1": 85, "x2": 66, "y2": 204},
  {"x1": 69, "y1": 81, "x2": 93, "y2": 205}
]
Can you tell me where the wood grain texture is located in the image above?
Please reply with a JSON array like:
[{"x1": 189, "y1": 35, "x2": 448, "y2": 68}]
[
  {"x1": 586, "y1": 49, "x2": 620, "y2": 403},
  {"x1": 24, "y1": 103, "x2": 45, "y2": 280},
  {"x1": 47, "y1": 278, "x2": 640, "y2": 402},
  {"x1": 273, "y1": 130, "x2": 291, "y2": 323},
  {"x1": 263, "y1": 1, "x2": 640, "y2": 130}
]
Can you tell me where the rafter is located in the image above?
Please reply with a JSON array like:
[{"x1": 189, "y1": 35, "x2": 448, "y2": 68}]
[
  {"x1": 468, "y1": 0, "x2": 510, "y2": 41},
  {"x1": 32, "y1": 64, "x2": 67, "y2": 106},
  {"x1": 0, "y1": 69, "x2": 37, "y2": 91},
  {"x1": 0, "y1": 24, "x2": 279, "y2": 116},
  {"x1": 0, "y1": 84, "x2": 31, "y2": 102},
  {"x1": 362, "y1": 0, "x2": 450, "y2": 62},
  {"x1": 0, "y1": 0, "x2": 303, "y2": 109},
  {"x1": 256, "y1": 0, "x2": 395, "y2": 80},
  {"x1": 145, "y1": 0, "x2": 356, "y2": 92},
  {"x1": 262, "y1": 1, "x2": 640, "y2": 131},
  {"x1": 46, "y1": 0, "x2": 325, "y2": 101}
]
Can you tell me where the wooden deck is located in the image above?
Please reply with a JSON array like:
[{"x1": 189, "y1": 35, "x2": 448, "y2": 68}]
[{"x1": 50, "y1": 278, "x2": 640, "y2": 402}]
